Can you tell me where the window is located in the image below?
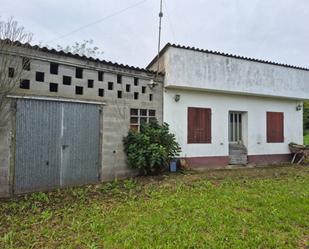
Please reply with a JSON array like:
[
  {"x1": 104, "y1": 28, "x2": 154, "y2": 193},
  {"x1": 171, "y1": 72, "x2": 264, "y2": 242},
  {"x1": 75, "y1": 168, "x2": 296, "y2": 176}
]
[
  {"x1": 149, "y1": 109, "x2": 156, "y2": 116},
  {"x1": 98, "y1": 71, "x2": 104, "y2": 81},
  {"x1": 49, "y1": 83, "x2": 58, "y2": 92},
  {"x1": 75, "y1": 86, "x2": 83, "y2": 95},
  {"x1": 88, "y1": 79, "x2": 94, "y2": 88},
  {"x1": 130, "y1": 109, "x2": 156, "y2": 131},
  {"x1": 98, "y1": 88, "x2": 104, "y2": 97},
  {"x1": 267, "y1": 112, "x2": 284, "y2": 143},
  {"x1": 117, "y1": 74, "x2": 122, "y2": 84},
  {"x1": 142, "y1": 86, "x2": 146, "y2": 94},
  {"x1": 134, "y1": 92, "x2": 139, "y2": 100},
  {"x1": 149, "y1": 94, "x2": 153, "y2": 101},
  {"x1": 35, "y1": 72, "x2": 45, "y2": 82},
  {"x1": 140, "y1": 109, "x2": 147, "y2": 116},
  {"x1": 20, "y1": 79, "x2": 30, "y2": 89},
  {"x1": 126, "y1": 84, "x2": 131, "y2": 92},
  {"x1": 117, "y1": 91, "x2": 123, "y2": 99},
  {"x1": 22, "y1": 57, "x2": 30, "y2": 71},
  {"x1": 108, "y1": 82, "x2": 113, "y2": 90},
  {"x1": 50, "y1": 63, "x2": 59, "y2": 75},
  {"x1": 187, "y1": 107, "x2": 211, "y2": 144},
  {"x1": 75, "y1": 67, "x2": 83, "y2": 79},
  {"x1": 229, "y1": 112, "x2": 242, "y2": 142},
  {"x1": 8, "y1": 67, "x2": 14, "y2": 78},
  {"x1": 63, "y1": 76, "x2": 71, "y2": 85},
  {"x1": 134, "y1": 77, "x2": 139, "y2": 86}
]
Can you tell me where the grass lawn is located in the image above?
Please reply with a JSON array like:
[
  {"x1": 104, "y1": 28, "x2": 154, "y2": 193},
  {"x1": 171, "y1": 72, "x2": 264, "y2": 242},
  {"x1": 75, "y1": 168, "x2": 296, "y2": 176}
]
[
  {"x1": 0, "y1": 166, "x2": 308, "y2": 249},
  {"x1": 304, "y1": 133, "x2": 309, "y2": 145}
]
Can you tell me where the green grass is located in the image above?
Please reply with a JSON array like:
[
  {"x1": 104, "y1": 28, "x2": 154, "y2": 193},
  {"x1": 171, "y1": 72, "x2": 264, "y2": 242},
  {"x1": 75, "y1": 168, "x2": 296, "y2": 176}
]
[
  {"x1": 0, "y1": 166, "x2": 308, "y2": 249},
  {"x1": 304, "y1": 132, "x2": 309, "y2": 145}
]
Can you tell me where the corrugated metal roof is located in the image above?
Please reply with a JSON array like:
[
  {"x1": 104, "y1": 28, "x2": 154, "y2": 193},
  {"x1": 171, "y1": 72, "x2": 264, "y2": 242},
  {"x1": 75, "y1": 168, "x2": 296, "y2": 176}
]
[
  {"x1": 147, "y1": 43, "x2": 309, "y2": 72},
  {"x1": 1, "y1": 39, "x2": 159, "y2": 75}
]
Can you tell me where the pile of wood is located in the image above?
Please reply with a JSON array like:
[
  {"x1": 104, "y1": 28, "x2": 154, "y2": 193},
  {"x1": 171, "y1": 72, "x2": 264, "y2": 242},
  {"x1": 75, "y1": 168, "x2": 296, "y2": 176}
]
[{"x1": 289, "y1": 143, "x2": 309, "y2": 164}]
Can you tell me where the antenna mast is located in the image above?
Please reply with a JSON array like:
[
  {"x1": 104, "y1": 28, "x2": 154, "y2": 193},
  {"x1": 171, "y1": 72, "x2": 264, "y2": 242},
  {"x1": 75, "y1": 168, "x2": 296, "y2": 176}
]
[{"x1": 156, "y1": 0, "x2": 163, "y2": 77}]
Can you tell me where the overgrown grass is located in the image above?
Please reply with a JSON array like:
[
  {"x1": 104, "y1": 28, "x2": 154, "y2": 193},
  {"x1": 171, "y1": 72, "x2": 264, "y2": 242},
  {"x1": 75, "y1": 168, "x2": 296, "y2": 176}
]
[{"x1": 0, "y1": 166, "x2": 308, "y2": 249}]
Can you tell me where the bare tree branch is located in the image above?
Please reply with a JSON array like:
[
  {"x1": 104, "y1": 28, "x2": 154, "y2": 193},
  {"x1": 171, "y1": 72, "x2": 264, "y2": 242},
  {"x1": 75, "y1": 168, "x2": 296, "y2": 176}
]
[
  {"x1": 55, "y1": 39, "x2": 104, "y2": 58},
  {"x1": 0, "y1": 17, "x2": 33, "y2": 127}
]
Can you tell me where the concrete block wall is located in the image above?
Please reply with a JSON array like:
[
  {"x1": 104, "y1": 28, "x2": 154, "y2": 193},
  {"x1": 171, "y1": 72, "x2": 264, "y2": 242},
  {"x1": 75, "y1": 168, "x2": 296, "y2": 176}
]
[
  {"x1": 101, "y1": 77, "x2": 163, "y2": 180},
  {"x1": 0, "y1": 46, "x2": 163, "y2": 196}
]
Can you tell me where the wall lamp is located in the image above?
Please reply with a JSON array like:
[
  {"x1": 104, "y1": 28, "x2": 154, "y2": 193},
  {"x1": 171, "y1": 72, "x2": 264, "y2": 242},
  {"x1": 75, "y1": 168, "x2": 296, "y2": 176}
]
[
  {"x1": 174, "y1": 94, "x2": 181, "y2": 102},
  {"x1": 296, "y1": 104, "x2": 302, "y2": 111},
  {"x1": 148, "y1": 79, "x2": 158, "y2": 89}
]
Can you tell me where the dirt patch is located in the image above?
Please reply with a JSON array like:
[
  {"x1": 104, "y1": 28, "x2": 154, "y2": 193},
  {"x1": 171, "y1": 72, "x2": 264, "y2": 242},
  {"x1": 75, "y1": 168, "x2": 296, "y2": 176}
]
[{"x1": 299, "y1": 235, "x2": 309, "y2": 249}]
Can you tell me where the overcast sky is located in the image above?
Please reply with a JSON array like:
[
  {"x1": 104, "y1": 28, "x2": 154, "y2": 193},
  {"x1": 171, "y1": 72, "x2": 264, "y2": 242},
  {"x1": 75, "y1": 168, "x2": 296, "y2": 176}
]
[{"x1": 1, "y1": 0, "x2": 309, "y2": 68}]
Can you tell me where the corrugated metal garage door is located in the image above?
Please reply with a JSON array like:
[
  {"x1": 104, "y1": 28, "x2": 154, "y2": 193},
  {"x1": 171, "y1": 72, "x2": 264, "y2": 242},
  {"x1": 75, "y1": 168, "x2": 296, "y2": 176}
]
[{"x1": 14, "y1": 99, "x2": 100, "y2": 194}]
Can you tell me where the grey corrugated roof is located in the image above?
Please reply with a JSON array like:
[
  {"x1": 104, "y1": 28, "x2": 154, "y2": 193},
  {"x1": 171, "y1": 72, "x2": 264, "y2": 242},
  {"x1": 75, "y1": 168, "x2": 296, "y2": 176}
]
[{"x1": 147, "y1": 43, "x2": 309, "y2": 72}]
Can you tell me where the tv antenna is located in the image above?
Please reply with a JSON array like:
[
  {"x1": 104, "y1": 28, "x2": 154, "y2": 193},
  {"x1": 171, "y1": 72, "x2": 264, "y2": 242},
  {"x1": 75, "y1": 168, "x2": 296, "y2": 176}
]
[
  {"x1": 149, "y1": 0, "x2": 163, "y2": 89},
  {"x1": 157, "y1": 0, "x2": 163, "y2": 75}
]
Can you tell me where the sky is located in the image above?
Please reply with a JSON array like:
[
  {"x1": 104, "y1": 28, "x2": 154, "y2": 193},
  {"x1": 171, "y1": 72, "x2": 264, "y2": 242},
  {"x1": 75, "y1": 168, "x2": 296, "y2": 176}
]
[{"x1": 1, "y1": 0, "x2": 309, "y2": 68}]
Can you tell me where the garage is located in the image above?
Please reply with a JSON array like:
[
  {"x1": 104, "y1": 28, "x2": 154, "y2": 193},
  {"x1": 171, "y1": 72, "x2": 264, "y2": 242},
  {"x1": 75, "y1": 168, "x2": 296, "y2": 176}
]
[{"x1": 14, "y1": 98, "x2": 101, "y2": 194}]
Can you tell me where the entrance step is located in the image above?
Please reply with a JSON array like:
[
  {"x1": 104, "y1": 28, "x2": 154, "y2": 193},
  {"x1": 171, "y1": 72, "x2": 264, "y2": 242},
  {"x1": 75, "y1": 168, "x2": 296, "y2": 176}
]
[{"x1": 229, "y1": 144, "x2": 248, "y2": 165}]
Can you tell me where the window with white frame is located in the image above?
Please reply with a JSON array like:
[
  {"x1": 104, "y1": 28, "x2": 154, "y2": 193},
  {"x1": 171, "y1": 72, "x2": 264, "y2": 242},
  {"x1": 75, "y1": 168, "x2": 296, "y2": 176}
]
[{"x1": 130, "y1": 109, "x2": 156, "y2": 131}]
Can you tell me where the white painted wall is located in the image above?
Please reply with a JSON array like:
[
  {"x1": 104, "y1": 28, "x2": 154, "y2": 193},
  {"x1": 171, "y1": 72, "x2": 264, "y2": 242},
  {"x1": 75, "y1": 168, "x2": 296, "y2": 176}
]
[
  {"x1": 164, "y1": 89, "x2": 303, "y2": 157},
  {"x1": 164, "y1": 47, "x2": 309, "y2": 100}
]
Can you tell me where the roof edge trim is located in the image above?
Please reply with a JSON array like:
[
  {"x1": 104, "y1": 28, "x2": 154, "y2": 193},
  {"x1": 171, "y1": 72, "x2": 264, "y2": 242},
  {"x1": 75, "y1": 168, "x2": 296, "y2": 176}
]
[{"x1": 147, "y1": 43, "x2": 309, "y2": 72}]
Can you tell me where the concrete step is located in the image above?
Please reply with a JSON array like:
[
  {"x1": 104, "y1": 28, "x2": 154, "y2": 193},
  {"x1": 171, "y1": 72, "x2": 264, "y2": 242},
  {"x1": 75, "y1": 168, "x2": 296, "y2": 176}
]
[
  {"x1": 229, "y1": 155, "x2": 248, "y2": 160},
  {"x1": 229, "y1": 150, "x2": 247, "y2": 155},
  {"x1": 229, "y1": 143, "x2": 248, "y2": 165},
  {"x1": 229, "y1": 158, "x2": 248, "y2": 165},
  {"x1": 229, "y1": 143, "x2": 246, "y2": 148}
]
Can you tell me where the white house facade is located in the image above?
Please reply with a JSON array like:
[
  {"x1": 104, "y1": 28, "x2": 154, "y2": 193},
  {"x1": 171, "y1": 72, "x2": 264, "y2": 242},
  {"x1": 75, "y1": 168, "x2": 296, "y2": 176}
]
[{"x1": 148, "y1": 44, "x2": 309, "y2": 168}]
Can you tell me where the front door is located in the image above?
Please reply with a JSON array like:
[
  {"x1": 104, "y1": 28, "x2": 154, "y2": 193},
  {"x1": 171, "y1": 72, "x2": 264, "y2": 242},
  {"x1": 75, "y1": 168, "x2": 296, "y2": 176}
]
[{"x1": 229, "y1": 112, "x2": 243, "y2": 144}]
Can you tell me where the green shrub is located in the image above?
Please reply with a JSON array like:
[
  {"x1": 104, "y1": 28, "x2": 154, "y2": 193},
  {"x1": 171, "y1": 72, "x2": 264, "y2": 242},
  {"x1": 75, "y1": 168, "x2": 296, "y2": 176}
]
[{"x1": 123, "y1": 121, "x2": 181, "y2": 175}]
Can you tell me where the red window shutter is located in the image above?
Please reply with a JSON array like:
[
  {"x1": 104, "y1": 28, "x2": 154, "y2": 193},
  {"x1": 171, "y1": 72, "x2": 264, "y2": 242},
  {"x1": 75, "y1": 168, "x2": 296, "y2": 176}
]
[
  {"x1": 187, "y1": 107, "x2": 196, "y2": 143},
  {"x1": 188, "y1": 107, "x2": 211, "y2": 144},
  {"x1": 267, "y1": 112, "x2": 284, "y2": 143},
  {"x1": 205, "y1": 108, "x2": 211, "y2": 143}
]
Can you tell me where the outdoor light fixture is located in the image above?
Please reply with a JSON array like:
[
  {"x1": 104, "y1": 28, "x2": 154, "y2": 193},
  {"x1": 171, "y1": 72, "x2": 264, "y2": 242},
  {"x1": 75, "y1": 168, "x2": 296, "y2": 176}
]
[
  {"x1": 296, "y1": 103, "x2": 302, "y2": 111},
  {"x1": 174, "y1": 94, "x2": 180, "y2": 102},
  {"x1": 148, "y1": 79, "x2": 158, "y2": 89}
]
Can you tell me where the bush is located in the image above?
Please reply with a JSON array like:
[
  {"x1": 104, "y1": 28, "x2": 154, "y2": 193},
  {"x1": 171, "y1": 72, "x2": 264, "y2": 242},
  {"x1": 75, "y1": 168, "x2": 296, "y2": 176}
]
[{"x1": 123, "y1": 121, "x2": 181, "y2": 175}]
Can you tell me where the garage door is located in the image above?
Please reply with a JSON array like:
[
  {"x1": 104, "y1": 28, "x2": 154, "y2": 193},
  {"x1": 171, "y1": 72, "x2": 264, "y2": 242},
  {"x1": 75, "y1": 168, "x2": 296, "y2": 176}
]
[{"x1": 14, "y1": 99, "x2": 100, "y2": 194}]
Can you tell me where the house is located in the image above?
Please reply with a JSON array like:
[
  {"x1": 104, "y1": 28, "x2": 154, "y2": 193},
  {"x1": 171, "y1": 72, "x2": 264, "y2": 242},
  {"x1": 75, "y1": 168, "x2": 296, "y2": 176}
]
[
  {"x1": 1, "y1": 41, "x2": 308, "y2": 197},
  {"x1": 0, "y1": 41, "x2": 163, "y2": 197},
  {"x1": 147, "y1": 44, "x2": 309, "y2": 168}
]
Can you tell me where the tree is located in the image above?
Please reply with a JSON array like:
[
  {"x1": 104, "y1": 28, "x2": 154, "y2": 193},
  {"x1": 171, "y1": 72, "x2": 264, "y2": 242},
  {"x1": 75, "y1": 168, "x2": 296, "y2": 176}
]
[
  {"x1": 0, "y1": 17, "x2": 33, "y2": 127},
  {"x1": 55, "y1": 39, "x2": 103, "y2": 58}
]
